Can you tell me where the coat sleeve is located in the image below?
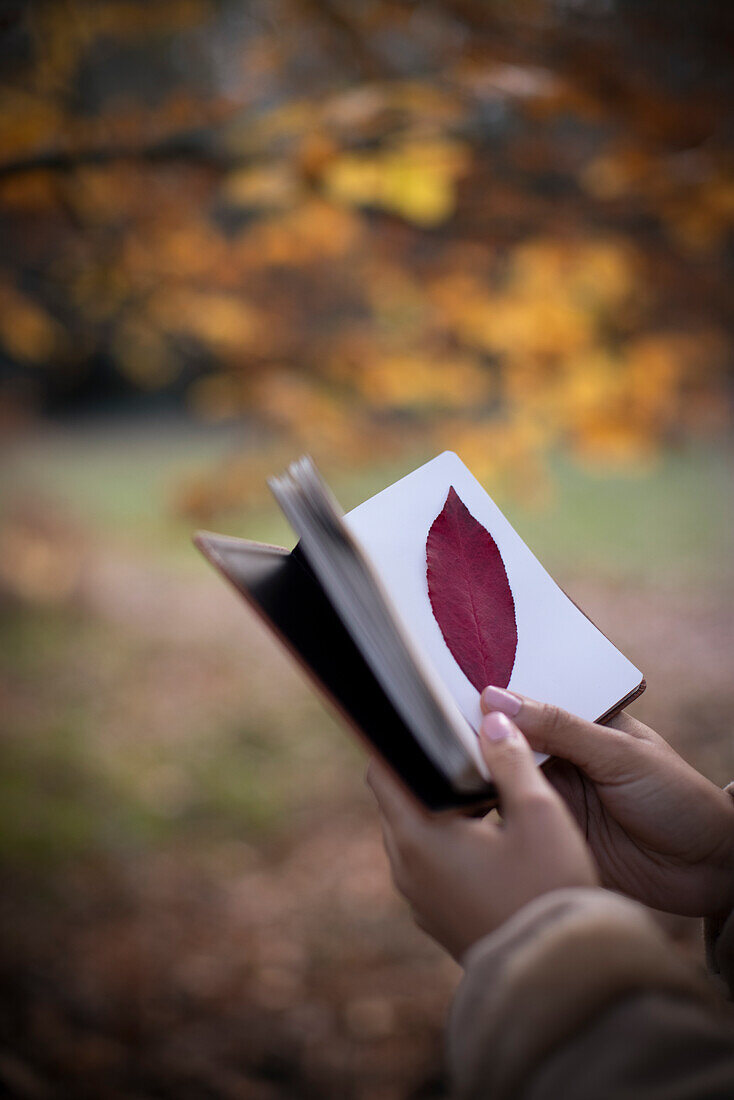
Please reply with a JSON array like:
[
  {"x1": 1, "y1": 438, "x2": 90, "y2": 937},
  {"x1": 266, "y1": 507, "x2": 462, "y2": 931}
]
[
  {"x1": 704, "y1": 900, "x2": 734, "y2": 1011},
  {"x1": 704, "y1": 785, "x2": 734, "y2": 999},
  {"x1": 447, "y1": 887, "x2": 734, "y2": 1100}
]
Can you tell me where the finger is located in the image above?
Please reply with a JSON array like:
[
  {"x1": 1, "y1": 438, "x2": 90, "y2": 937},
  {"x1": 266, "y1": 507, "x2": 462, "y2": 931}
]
[
  {"x1": 380, "y1": 817, "x2": 401, "y2": 868},
  {"x1": 365, "y1": 759, "x2": 430, "y2": 834},
  {"x1": 608, "y1": 709, "x2": 659, "y2": 742},
  {"x1": 478, "y1": 712, "x2": 557, "y2": 820},
  {"x1": 377, "y1": 814, "x2": 404, "y2": 881},
  {"x1": 480, "y1": 687, "x2": 643, "y2": 774},
  {"x1": 542, "y1": 757, "x2": 590, "y2": 829}
]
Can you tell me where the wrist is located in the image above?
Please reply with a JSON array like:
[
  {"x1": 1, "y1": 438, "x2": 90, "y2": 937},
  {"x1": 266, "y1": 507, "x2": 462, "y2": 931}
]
[
  {"x1": 459, "y1": 873, "x2": 600, "y2": 965},
  {"x1": 705, "y1": 786, "x2": 734, "y2": 920}
]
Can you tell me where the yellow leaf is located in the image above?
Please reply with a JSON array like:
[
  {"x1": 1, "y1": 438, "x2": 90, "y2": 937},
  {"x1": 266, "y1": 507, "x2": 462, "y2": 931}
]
[
  {"x1": 147, "y1": 290, "x2": 262, "y2": 351},
  {"x1": 0, "y1": 283, "x2": 67, "y2": 363},
  {"x1": 354, "y1": 353, "x2": 491, "y2": 410},
  {"x1": 363, "y1": 262, "x2": 428, "y2": 332},
  {"x1": 554, "y1": 352, "x2": 623, "y2": 425},
  {"x1": 510, "y1": 239, "x2": 633, "y2": 309},
  {"x1": 436, "y1": 283, "x2": 593, "y2": 358},
  {"x1": 324, "y1": 140, "x2": 469, "y2": 226},
  {"x1": 253, "y1": 371, "x2": 346, "y2": 437},
  {"x1": 222, "y1": 164, "x2": 301, "y2": 210},
  {"x1": 110, "y1": 318, "x2": 177, "y2": 389},
  {"x1": 122, "y1": 219, "x2": 228, "y2": 282},
  {"x1": 235, "y1": 200, "x2": 362, "y2": 267},
  {"x1": 440, "y1": 417, "x2": 551, "y2": 505}
]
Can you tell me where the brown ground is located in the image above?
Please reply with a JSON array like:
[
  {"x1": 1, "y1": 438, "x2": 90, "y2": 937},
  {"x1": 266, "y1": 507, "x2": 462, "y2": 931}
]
[{"x1": 1, "y1": 530, "x2": 733, "y2": 1099}]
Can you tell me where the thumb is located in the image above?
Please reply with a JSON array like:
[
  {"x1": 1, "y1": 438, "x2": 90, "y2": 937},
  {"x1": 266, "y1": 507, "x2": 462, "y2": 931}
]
[
  {"x1": 479, "y1": 712, "x2": 556, "y2": 821},
  {"x1": 480, "y1": 687, "x2": 640, "y2": 777}
]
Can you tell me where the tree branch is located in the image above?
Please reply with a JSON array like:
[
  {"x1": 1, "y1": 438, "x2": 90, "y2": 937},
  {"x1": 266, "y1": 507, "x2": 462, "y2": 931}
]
[{"x1": 0, "y1": 135, "x2": 248, "y2": 180}]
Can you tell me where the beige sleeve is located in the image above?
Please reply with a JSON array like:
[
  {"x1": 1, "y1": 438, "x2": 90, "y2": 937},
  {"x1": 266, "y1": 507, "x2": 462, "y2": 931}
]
[
  {"x1": 705, "y1": 907, "x2": 734, "y2": 998},
  {"x1": 448, "y1": 887, "x2": 729, "y2": 1100},
  {"x1": 704, "y1": 783, "x2": 734, "y2": 998}
]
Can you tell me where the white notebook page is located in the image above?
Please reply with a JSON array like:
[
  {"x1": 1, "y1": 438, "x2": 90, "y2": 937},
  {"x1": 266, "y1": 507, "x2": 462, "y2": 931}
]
[{"x1": 344, "y1": 451, "x2": 642, "y2": 743}]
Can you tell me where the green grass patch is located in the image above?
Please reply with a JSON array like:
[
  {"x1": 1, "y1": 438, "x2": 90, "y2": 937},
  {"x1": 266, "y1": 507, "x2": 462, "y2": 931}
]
[
  {"x1": 4, "y1": 420, "x2": 732, "y2": 586},
  {"x1": 504, "y1": 445, "x2": 734, "y2": 587},
  {"x1": 0, "y1": 604, "x2": 304, "y2": 864}
]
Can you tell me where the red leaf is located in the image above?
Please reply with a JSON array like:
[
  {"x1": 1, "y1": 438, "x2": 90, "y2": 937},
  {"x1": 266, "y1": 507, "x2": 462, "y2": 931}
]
[{"x1": 426, "y1": 487, "x2": 517, "y2": 691}]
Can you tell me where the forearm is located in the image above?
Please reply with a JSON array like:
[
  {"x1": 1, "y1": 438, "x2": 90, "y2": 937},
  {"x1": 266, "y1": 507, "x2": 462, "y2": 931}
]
[{"x1": 448, "y1": 888, "x2": 734, "y2": 1100}]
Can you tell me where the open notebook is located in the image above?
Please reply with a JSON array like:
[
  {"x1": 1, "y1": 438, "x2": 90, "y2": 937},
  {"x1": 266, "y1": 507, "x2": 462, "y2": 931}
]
[{"x1": 194, "y1": 452, "x2": 645, "y2": 810}]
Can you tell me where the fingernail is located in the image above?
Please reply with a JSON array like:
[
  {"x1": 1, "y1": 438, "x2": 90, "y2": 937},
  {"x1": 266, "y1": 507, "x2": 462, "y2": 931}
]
[
  {"x1": 481, "y1": 712, "x2": 516, "y2": 742},
  {"x1": 481, "y1": 685, "x2": 522, "y2": 716}
]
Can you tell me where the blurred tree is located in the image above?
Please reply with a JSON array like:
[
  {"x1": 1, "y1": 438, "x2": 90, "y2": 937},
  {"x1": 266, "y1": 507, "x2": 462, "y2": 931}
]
[{"x1": 0, "y1": 0, "x2": 732, "y2": 508}]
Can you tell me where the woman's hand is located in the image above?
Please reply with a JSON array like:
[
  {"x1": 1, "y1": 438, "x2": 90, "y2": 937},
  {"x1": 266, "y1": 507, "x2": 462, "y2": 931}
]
[
  {"x1": 482, "y1": 686, "x2": 734, "y2": 919},
  {"x1": 367, "y1": 712, "x2": 598, "y2": 962}
]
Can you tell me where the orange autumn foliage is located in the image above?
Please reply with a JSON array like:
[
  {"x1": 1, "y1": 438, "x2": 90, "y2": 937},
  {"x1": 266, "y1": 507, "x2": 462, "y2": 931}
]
[{"x1": 0, "y1": 0, "x2": 732, "y2": 514}]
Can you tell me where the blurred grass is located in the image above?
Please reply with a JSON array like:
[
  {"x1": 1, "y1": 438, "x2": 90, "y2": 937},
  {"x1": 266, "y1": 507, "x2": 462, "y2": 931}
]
[
  {"x1": 507, "y1": 445, "x2": 734, "y2": 588},
  {"x1": 0, "y1": 605, "x2": 303, "y2": 863},
  {"x1": 0, "y1": 584, "x2": 351, "y2": 865},
  {"x1": 3, "y1": 418, "x2": 733, "y2": 584}
]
